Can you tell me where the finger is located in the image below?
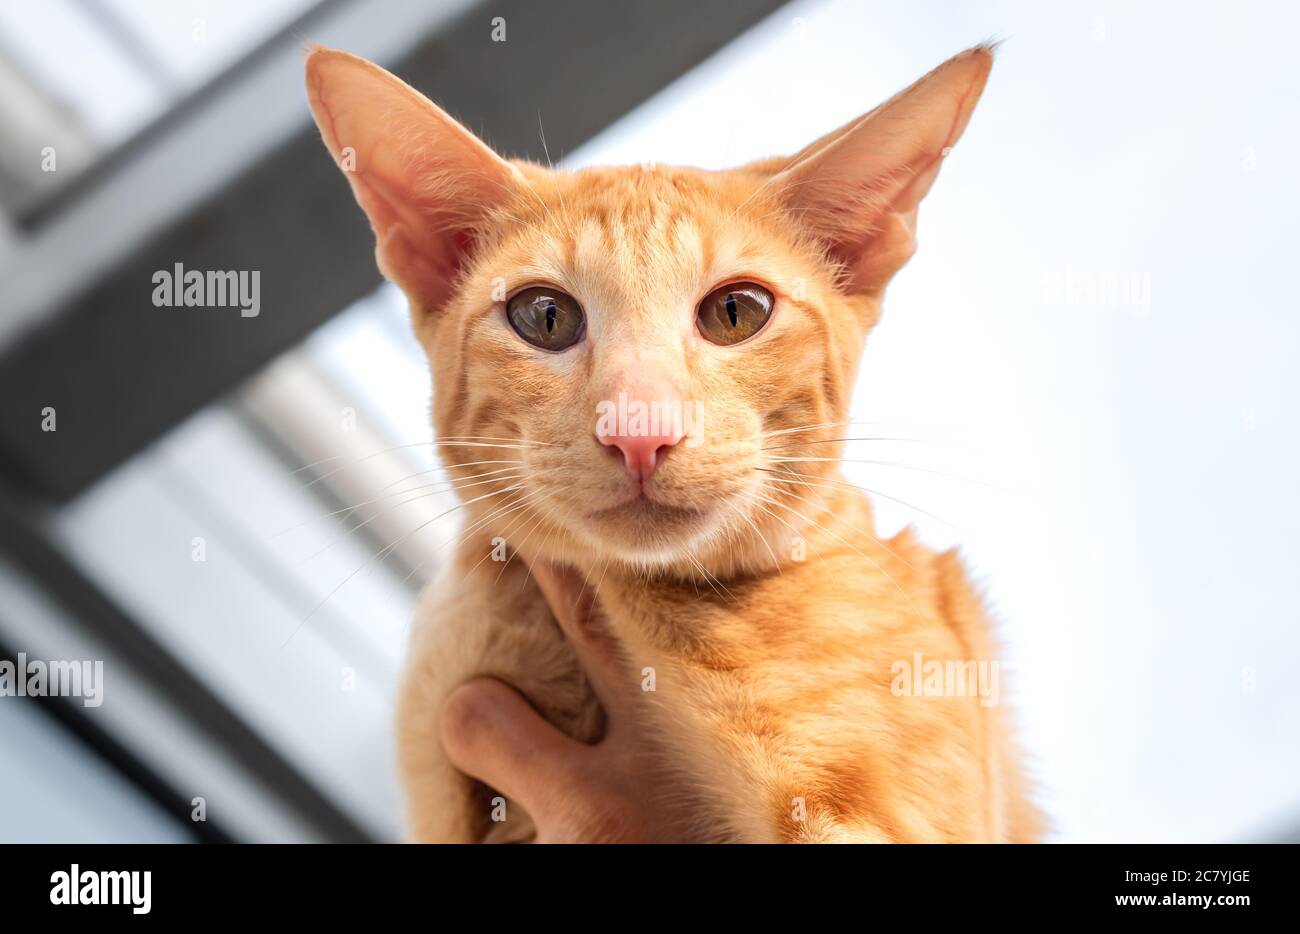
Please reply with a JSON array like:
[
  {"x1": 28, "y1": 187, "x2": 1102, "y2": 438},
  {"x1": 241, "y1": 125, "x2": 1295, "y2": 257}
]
[
  {"x1": 439, "y1": 677, "x2": 586, "y2": 821},
  {"x1": 530, "y1": 561, "x2": 598, "y2": 635},
  {"x1": 530, "y1": 562, "x2": 631, "y2": 709}
]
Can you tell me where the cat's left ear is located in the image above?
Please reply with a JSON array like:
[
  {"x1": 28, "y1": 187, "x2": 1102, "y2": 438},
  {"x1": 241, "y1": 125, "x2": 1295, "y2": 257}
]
[
  {"x1": 305, "y1": 47, "x2": 524, "y2": 313},
  {"x1": 773, "y1": 45, "x2": 994, "y2": 294}
]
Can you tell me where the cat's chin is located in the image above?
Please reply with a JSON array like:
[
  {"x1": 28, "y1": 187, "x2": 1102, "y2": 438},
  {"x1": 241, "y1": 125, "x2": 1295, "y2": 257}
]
[{"x1": 579, "y1": 495, "x2": 723, "y2": 565}]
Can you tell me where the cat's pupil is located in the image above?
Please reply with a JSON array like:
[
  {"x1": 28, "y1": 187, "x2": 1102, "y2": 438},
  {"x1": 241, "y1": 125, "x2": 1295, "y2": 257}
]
[
  {"x1": 725, "y1": 293, "x2": 738, "y2": 327},
  {"x1": 545, "y1": 300, "x2": 557, "y2": 333}
]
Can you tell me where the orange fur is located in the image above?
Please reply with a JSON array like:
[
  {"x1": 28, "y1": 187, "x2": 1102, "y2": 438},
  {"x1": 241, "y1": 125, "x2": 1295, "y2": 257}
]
[{"x1": 306, "y1": 44, "x2": 1043, "y2": 842}]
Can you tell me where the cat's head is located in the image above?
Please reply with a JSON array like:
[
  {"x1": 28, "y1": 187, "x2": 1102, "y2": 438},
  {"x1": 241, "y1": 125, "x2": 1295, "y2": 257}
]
[{"x1": 306, "y1": 45, "x2": 992, "y2": 575}]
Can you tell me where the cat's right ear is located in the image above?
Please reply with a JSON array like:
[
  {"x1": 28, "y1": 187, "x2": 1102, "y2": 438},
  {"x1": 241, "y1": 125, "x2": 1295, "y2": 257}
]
[
  {"x1": 305, "y1": 47, "x2": 523, "y2": 312},
  {"x1": 768, "y1": 45, "x2": 994, "y2": 295}
]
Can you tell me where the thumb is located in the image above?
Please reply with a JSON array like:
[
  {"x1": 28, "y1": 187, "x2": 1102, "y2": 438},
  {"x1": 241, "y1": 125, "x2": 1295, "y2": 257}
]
[
  {"x1": 530, "y1": 562, "x2": 630, "y2": 715},
  {"x1": 439, "y1": 677, "x2": 588, "y2": 820}
]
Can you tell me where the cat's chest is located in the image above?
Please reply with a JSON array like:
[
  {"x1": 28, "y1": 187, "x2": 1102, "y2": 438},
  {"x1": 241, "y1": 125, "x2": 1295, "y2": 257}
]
[{"x1": 597, "y1": 551, "x2": 917, "y2": 674}]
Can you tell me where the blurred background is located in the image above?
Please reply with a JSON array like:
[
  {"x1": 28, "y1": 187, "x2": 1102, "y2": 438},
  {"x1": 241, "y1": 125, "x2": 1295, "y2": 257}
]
[{"x1": 0, "y1": 0, "x2": 1295, "y2": 843}]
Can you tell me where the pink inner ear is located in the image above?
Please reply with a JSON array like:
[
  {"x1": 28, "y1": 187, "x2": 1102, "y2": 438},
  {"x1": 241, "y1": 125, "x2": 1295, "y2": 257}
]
[
  {"x1": 344, "y1": 168, "x2": 455, "y2": 304},
  {"x1": 452, "y1": 230, "x2": 477, "y2": 274}
]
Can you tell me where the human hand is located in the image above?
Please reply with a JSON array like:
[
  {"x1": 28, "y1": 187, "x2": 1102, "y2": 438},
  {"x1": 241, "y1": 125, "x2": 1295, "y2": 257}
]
[{"x1": 437, "y1": 564, "x2": 677, "y2": 843}]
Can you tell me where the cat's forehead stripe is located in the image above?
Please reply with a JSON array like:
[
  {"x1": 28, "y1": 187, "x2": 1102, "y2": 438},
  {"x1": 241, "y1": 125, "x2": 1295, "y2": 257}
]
[
  {"x1": 495, "y1": 166, "x2": 827, "y2": 335},
  {"x1": 528, "y1": 194, "x2": 713, "y2": 300}
]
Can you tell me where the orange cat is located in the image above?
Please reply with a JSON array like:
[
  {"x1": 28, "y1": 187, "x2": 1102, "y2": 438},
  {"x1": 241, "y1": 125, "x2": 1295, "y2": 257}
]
[{"x1": 306, "y1": 43, "x2": 1042, "y2": 842}]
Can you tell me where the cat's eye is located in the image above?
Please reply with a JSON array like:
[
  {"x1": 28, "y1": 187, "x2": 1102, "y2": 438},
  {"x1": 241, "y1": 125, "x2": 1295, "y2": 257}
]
[
  {"x1": 505, "y1": 287, "x2": 586, "y2": 352},
  {"x1": 696, "y1": 282, "x2": 774, "y2": 346}
]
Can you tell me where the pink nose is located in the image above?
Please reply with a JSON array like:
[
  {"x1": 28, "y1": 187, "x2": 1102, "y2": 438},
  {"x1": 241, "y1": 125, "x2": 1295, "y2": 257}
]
[{"x1": 598, "y1": 429, "x2": 683, "y2": 481}]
